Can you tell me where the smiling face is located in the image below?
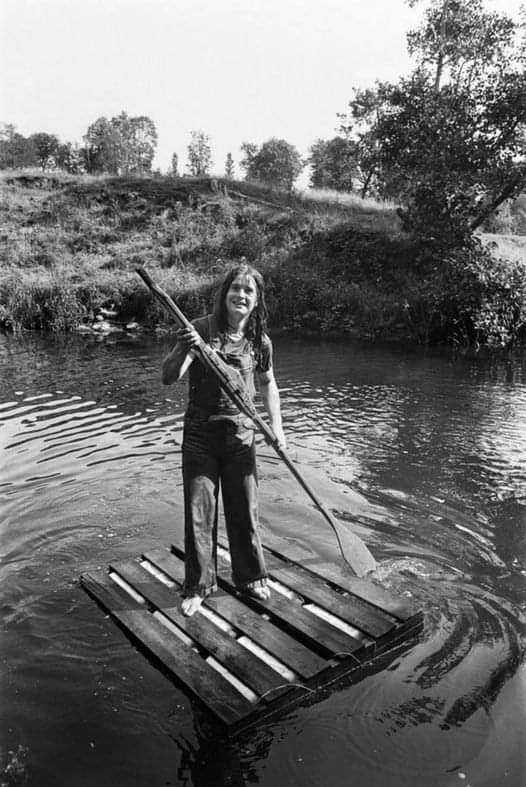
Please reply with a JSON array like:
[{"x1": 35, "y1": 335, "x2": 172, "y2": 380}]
[{"x1": 225, "y1": 274, "x2": 258, "y2": 325}]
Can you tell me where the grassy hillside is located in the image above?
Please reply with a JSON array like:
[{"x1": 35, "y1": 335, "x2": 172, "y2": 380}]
[{"x1": 1, "y1": 171, "x2": 525, "y2": 345}]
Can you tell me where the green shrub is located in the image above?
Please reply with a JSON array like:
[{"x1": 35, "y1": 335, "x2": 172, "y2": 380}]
[
  {"x1": 444, "y1": 242, "x2": 526, "y2": 347},
  {"x1": 0, "y1": 269, "x2": 86, "y2": 331}
]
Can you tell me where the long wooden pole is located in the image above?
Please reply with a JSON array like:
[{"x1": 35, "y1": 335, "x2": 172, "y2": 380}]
[{"x1": 137, "y1": 267, "x2": 377, "y2": 577}]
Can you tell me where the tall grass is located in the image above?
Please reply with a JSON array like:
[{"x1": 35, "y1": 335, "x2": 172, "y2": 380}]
[{"x1": 296, "y1": 186, "x2": 398, "y2": 212}]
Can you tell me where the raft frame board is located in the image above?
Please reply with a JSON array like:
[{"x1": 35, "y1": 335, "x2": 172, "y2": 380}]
[{"x1": 80, "y1": 537, "x2": 424, "y2": 735}]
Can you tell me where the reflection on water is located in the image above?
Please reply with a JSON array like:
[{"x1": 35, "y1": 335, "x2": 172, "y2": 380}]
[{"x1": 1, "y1": 332, "x2": 525, "y2": 787}]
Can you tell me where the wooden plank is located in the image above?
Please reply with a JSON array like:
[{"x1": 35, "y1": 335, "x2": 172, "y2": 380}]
[
  {"x1": 231, "y1": 613, "x2": 425, "y2": 734},
  {"x1": 371, "y1": 611, "x2": 425, "y2": 658},
  {"x1": 262, "y1": 552, "x2": 394, "y2": 639},
  {"x1": 144, "y1": 547, "x2": 329, "y2": 679},
  {"x1": 80, "y1": 570, "x2": 255, "y2": 726},
  {"x1": 262, "y1": 530, "x2": 416, "y2": 621},
  {"x1": 172, "y1": 545, "x2": 366, "y2": 658},
  {"x1": 110, "y1": 559, "x2": 290, "y2": 700}
]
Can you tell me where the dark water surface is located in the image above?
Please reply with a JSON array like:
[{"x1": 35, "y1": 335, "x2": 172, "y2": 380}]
[{"x1": 1, "y1": 332, "x2": 525, "y2": 787}]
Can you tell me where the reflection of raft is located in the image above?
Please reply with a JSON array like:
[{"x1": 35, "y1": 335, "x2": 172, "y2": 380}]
[{"x1": 81, "y1": 532, "x2": 423, "y2": 735}]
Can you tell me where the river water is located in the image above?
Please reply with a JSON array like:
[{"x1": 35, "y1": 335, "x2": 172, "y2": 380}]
[{"x1": 1, "y1": 331, "x2": 525, "y2": 787}]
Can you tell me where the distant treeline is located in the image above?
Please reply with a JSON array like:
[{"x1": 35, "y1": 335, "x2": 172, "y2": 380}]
[{"x1": 0, "y1": 113, "x2": 157, "y2": 176}]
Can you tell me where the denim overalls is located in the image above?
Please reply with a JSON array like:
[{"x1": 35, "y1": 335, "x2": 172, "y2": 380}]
[{"x1": 182, "y1": 315, "x2": 271, "y2": 598}]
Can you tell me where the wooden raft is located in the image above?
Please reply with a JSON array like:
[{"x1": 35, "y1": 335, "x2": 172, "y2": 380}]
[{"x1": 80, "y1": 534, "x2": 423, "y2": 734}]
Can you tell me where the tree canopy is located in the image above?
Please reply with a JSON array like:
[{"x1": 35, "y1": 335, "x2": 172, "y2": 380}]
[
  {"x1": 224, "y1": 152, "x2": 235, "y2": 179},
  {"x1": 27, "y1": 133, "x2": 60, "y2": 171},
  {"x1": 0, "y1": 124, "x2": 36, "y2": 169},
  {"x1": 308, "y1": 137, "x2": 358, "y2": 192},
  {"x1": 83, "y1": 112, "x2": 157, "y2": 175},
  {"x1": 240, "y1": 137, "x2": 303, "y2": 190},
  {"x1": 338, "y1": 0, "x2": 526, "y2": 243},
  {"x1": 186, "y1": 130, "x2": 213, "y2": 176}
]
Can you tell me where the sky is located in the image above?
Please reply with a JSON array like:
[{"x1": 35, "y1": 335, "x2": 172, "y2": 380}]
[{"x1": 0, "y1": 0, "x2": 523, "y2": 179}]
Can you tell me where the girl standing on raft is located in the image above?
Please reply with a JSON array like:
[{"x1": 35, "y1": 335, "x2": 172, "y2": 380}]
[{"x1": 162, "y1": 264, "x2": 286, "y2": 617}]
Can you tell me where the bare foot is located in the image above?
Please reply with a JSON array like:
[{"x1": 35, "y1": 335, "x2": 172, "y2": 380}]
[
  {"x1": 181, "y1": 596, "x2": 203, "y2": 617},
  {"x1": 246, "y1": 585, "x2": 271, "y2": 601}
]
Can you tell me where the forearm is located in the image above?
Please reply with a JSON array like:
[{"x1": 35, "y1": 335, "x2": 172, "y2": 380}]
[
  {"x1": 260, "y1": 378, "x2": 283, "y2": 433},
  {"x1": 161, "y1": 343, "x2": 193, "y2": 384}
]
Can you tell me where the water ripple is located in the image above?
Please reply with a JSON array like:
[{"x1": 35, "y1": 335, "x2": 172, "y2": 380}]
[
  {"x1": 0, "y1": 393, "x2": 182, "y2": 496},
  {"x1": 2, "y1": 333, "x2": 526, "y2": 787}
]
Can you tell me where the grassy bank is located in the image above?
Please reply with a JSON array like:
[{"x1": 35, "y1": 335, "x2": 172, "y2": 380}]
[{"x1": 1, "y1": 171, "x2": 525, "y2": 345}]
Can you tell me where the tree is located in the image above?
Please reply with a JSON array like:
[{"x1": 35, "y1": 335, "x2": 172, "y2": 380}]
[
  {"x1": 186, "y1": 130, "x2": 213, "y2": 176},
  {"x1": 225, "y1": 152, "x2": 235, "y2": 178},
  {"x1": 84, "y1": 117, "x2": 123, "y2": 174},
  {"x1": 112, "y1": 112, "x2": 157, "y2": 174},
  {"x1": 133, "y1": 115, "x2": 157, "y2": 173},
  {"x1": 56, "y1": 142, "x2": 85, "y2": 174},
  {"x1": 241, "y1": 137, "x2": 303, "y2": 190},
  {"x1": 0, "y1": 124, "x2": 37, "y2": 169},
  {"x1": 406, "y1": 0, "x2": 516, "y2": 91},
  {"x1": 338, "y1": 85, "x2": 393, "y2": 199},
  {"x1": 83, "y1": 112, "x2": 158, "y2": 174},
  {"x1": 28, "y1": 132, "x2": 60, "y2": 171},
  {"x1": 170, "y1": 152, "x2": 179, "y2": 177},
  {"x1": 239, "y1": 142, "x2": 258, "y2": 177},
  {"x1": 308, "y1": 137, "x2": 358, "y2": 192},
  {"x1": 338, "y1": 0, "x2": 526, "y2": 243}
]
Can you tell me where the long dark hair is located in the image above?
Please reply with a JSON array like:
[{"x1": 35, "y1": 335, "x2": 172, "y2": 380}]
[{"x1": 213, "y1": 263, "x2": 268, "y2": 354}]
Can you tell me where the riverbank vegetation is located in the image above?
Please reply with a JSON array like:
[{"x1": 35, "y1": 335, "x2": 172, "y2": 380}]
[
  {"x1": 1, "y1": 171, "x2": 525, "y2": 347},
  {"x1": 0, "y1": 171, "x2": 398, "y2": 332}
]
